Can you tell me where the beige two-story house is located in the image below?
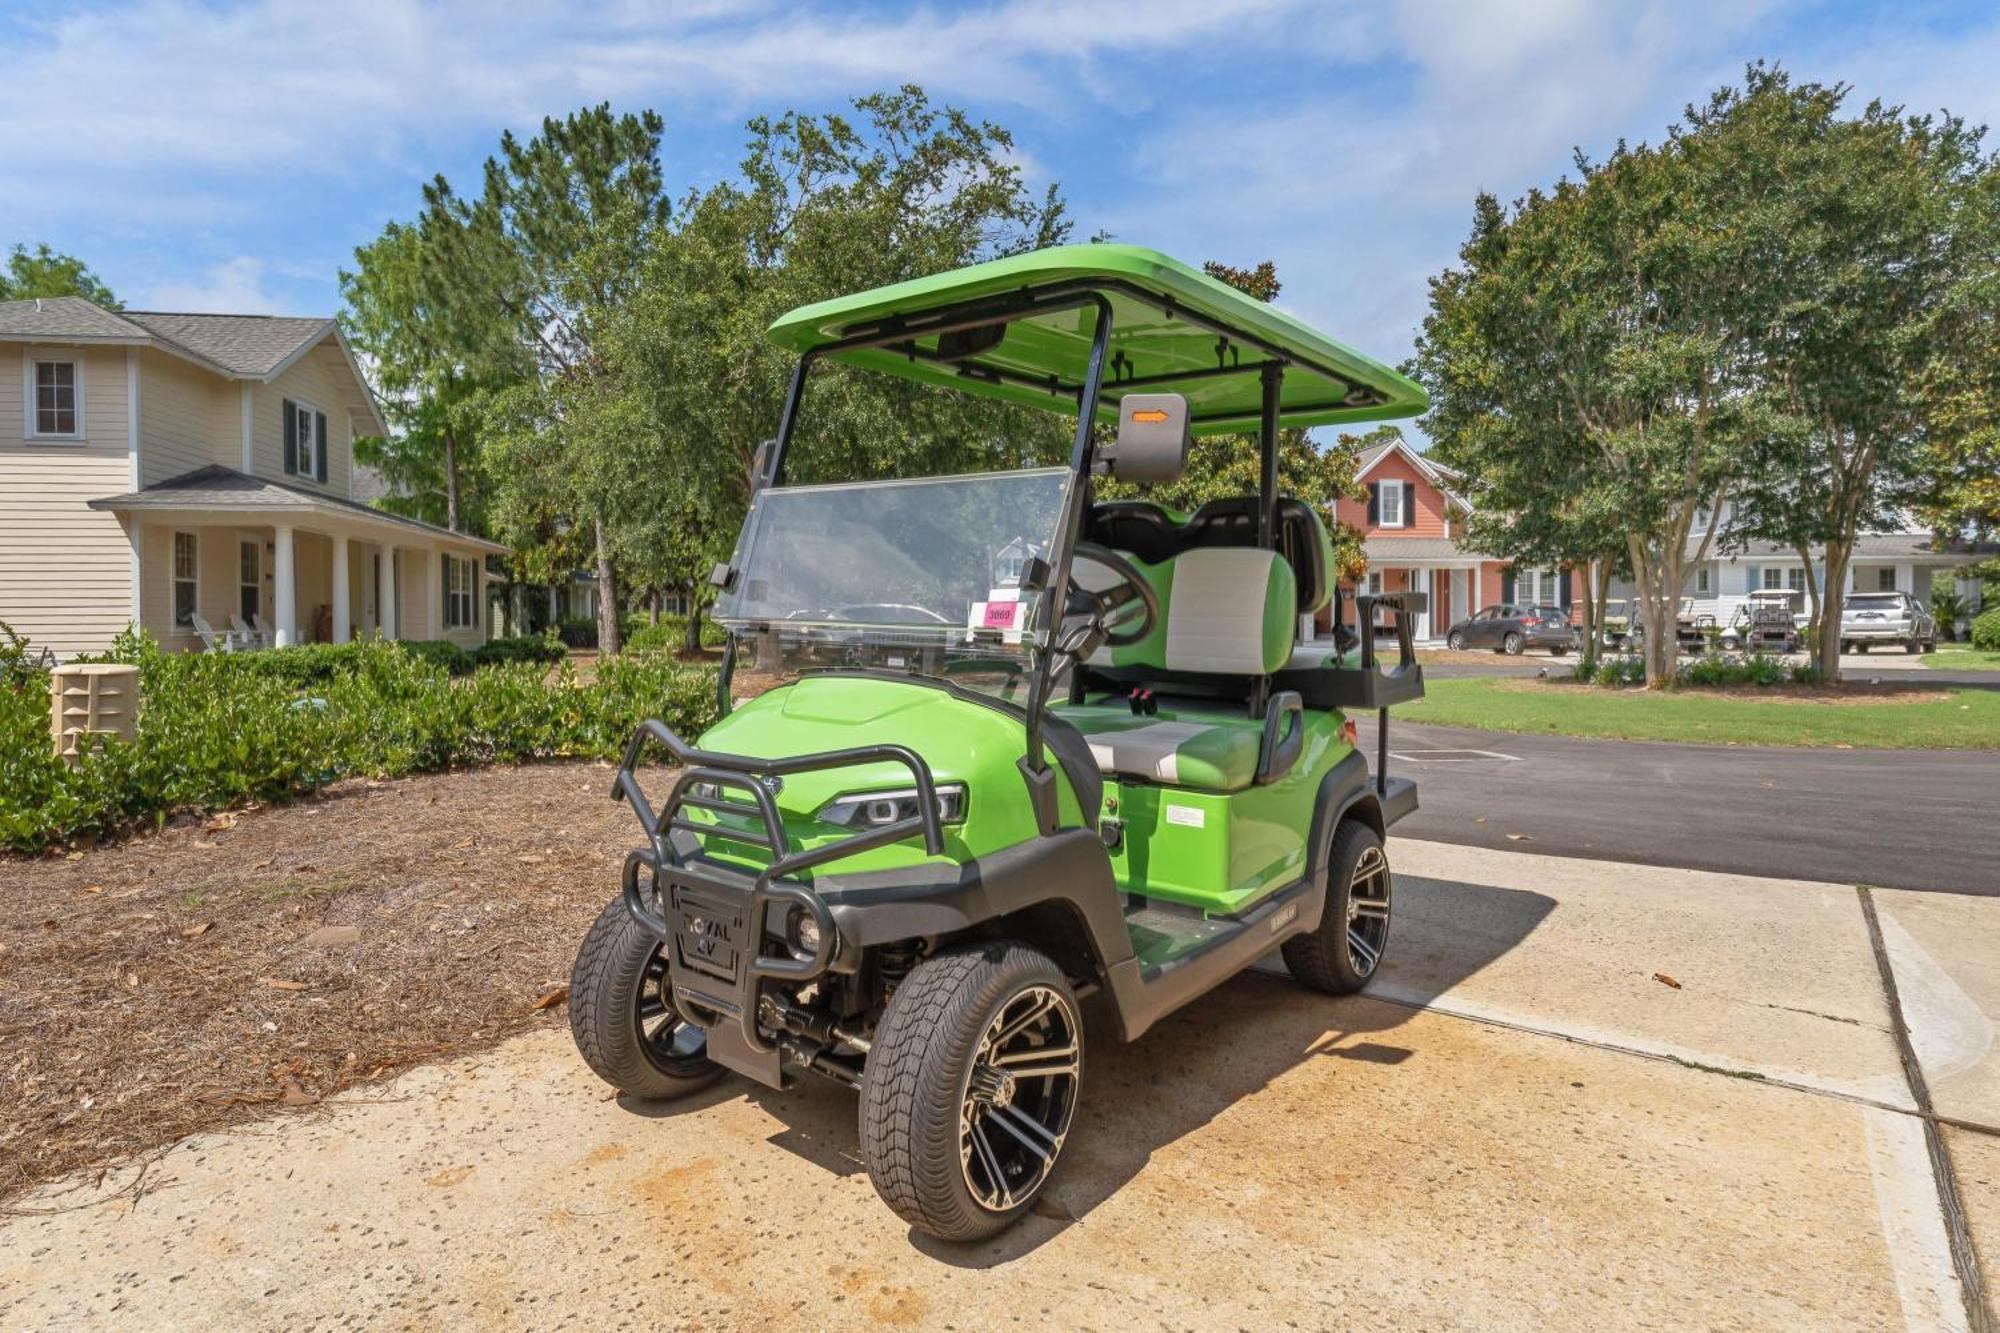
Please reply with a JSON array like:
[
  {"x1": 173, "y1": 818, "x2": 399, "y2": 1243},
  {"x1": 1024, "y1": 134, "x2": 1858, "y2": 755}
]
[{"x1": 0, "y1": 296, "x2": 506, "y2": 659}]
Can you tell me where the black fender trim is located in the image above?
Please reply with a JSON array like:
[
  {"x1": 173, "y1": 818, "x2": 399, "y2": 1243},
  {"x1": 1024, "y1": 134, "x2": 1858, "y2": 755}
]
[{"x1": 816, "y1": 826, "x2": 1134, "y2": 974}]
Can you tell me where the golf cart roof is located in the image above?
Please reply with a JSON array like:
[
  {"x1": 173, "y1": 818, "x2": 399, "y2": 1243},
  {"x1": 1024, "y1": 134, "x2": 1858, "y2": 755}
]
[{"x1": 766, "y1": 244, "x2": 1428, "y2": 437}]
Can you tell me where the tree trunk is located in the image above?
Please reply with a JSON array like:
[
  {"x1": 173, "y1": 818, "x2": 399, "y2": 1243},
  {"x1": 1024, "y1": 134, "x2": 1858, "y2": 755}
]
[
  {"x1": 1793, "y1": 541, "x2": 1822, "y2": 666},
  {"x1": 683, "y1": 601, "x2": 704, "y2": 655},
  {"x1": 1577, "y1": 560, "x2": 1600, "y2": 673},
  {"x1": 594, "y1": 518, "x2": 621, "y2": 656},
  {"x1": 1816, "y1": 538, "x2": 1852, "y2": 683},
  {"x1": 1594, "y1": 558, "x2": 1614, "y2": 660},
  {"x1": 442, "y1": 426, "x2": 460, "y2": 533},
  {"x1": 648, "y1": 587, "x2": 660, "y2": 627}
]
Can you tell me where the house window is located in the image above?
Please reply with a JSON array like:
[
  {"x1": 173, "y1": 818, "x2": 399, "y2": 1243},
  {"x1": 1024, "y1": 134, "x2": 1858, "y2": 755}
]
[
  {"x1": 27, "y1": 356, "x2": 83, "y2": 439},
  {"x1": 1378, "y1": 482, "x2": 1405, "y2": 529},
  {"x1": 1696, "y1": 567, "x2": 1711, "y2": 594},
  {"x1": 1878, "y1": 568, "x2": 1897, "y2": 592},
  {"x1": 1788, "y1": 567, "x2": 1806, "y2": 592},
  {"x1": 239, "y1": 540, "x2": 261, "y2": 621},
  {"x1": 443, "y1": 554, "x2": 477, "y2": 629},
  {"x1": 283, "y1": 398, "x2": 326, "y2": 481},
  {"x1": 1364, "y1": 570, "x2": 1383, "y2": 595},
  {"x1": 173, "y1": 532, "x2": 198, "y2": 629},
  {"x1": 1762, "y1": 568, "x2": 1786, "y2": 591}
]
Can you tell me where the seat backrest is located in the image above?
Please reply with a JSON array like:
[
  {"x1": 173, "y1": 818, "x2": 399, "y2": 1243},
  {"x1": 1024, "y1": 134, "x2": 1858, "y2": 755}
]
[
  {"x1": 1177, "y1": 496, "x2": 1334, "y2": 615},
  {"x1": 1082, "y1": 546, "x2": 1296, "y2": 677}
]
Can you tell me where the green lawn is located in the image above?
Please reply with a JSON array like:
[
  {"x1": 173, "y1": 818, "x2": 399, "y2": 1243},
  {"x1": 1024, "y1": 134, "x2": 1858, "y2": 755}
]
[
  {"x1": 1924, "y1": 644, "x2": 2000, "y2": 671},
  {"x1": 1401, "y1": 677, "x2": 2000, "y2": 749}
]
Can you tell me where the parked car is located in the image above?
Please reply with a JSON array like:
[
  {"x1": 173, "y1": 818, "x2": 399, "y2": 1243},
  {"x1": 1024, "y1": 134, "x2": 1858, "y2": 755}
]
[
  {"x1": 1839, "y1": 591, "x2": 1937, "y2": 654},
  {"x1": 1719, "y1": 588, "x2": 1803, "y2": 654},
  {"x1": 1444, "y1": 604, "x2": 1577, "y2": 655}
]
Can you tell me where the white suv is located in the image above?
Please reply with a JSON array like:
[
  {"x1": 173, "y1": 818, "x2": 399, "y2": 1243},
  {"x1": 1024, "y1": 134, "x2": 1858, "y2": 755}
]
[{"x1": 1839, "y1": 591, "x2": 1937, "y2": 655}]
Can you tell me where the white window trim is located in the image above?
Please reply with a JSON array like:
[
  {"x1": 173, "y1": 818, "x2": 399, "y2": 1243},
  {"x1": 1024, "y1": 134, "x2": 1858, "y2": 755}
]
[
  {"x1": 444, "y1": 553, "x2": 475, "y2": 630},
  {"x1": 1377, "y1": 481, "x2": 1406, "y2": 529},
  {"x1": 173, "y1": 530, "x2": 199, "y2": 630},
  {"x1": 285, "y1": 394, "x2": 326, "y2": 481},
  {"x1": 22, "y1": 347, "x2": 86, "y2": 443}
]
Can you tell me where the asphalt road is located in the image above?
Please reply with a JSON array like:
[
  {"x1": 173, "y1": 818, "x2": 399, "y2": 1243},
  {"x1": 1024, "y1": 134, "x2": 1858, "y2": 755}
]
[{"x1": 1359, "y1": 716, "x2": 2000, "y2": 896}]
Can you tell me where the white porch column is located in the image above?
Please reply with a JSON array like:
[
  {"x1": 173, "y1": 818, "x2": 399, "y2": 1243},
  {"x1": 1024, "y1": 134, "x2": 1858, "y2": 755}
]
[
  {"x1": 1894, "y1": 561, "x2": 1913, "y2": 595},
  {"x1": 273, "y1": 525, "x2": 297, "y2": 648},
  {"x1": 379, "y1": 545, "x2": 398, "y2": 640},
  {"x1": 331, "y1": 536, "x2": 351, "y2": 644}
]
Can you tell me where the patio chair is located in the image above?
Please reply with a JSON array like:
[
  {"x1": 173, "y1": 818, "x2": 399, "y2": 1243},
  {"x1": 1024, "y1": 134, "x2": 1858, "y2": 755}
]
[
  {"x1": 190, "y1": 613, "x2": 253, "y2": 653},
  {"x1": 230, "y1": 614, "x2": 272, "y2": 649}
]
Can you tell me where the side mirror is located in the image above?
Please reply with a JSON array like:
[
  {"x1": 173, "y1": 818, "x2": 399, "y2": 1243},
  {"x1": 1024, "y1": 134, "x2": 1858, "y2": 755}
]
[{"x1": 1100, "y1": 393, "x2": 1190, "y2": 482}]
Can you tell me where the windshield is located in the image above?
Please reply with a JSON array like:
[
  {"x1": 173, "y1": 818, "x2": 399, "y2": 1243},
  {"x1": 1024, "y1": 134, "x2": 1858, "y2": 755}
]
[{"x1": 715, "y1": 467, "x2": 1072, "y2": 698}]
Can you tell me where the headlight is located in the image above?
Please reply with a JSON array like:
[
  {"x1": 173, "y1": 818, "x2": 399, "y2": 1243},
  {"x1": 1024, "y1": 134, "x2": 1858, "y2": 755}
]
[
  {"x1": 787, "y1": 905, "x2": 824, "y2": 957},
  {"x1": 816, "y1": 783, "x2": 966, "y2": 828}
]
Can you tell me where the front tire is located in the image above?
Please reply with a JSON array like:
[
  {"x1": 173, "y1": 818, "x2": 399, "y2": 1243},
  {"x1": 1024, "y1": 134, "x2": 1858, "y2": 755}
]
[
  {"x1": 568, "y1": 896, "x2": 722, "y2": 1100},
  {"x1": 1447, "y1": 630, "x2": 1466, "y2": 651},
  {"x1": 1283, "y1": 820, "x2": 1391, "y2": 995},
  {"x1": 860, "y1": 942, "x2": 1082, "y2": 1242}
]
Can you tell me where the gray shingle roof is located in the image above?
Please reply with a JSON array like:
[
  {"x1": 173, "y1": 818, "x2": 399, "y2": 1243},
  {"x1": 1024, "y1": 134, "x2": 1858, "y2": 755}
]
[
  {"x1": 0, "y1": 295, "x2": 148, "y2": 340},
  {"x1": 121, "y1": 310, "x2": 330, "y2": 376},
  {"x1": 88, "y1": 465, "x2": 508, "y2": 553},
  {"x1": 0, "y1": 296, "x2": 332, "y2": 377},
  {"x1": 1696, "y1": 532, "x2": 1996, "y2": 562}
]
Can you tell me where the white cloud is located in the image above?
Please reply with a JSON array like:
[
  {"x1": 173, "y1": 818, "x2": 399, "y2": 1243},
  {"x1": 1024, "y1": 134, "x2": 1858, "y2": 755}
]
[{"x1": 137, "y1": 255, "x2": 292, "y2": 314}]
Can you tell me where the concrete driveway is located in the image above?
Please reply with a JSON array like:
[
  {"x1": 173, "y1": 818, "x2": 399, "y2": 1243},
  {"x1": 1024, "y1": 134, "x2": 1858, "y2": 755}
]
[{"x1": 2, "y1": 841, "x2": 1993, "y2": 1330}]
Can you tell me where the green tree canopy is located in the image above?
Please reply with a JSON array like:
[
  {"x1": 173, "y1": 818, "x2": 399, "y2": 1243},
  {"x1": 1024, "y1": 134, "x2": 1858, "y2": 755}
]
[{"x1": 1, "y1": 244, "x2": 119, "y2": 307}]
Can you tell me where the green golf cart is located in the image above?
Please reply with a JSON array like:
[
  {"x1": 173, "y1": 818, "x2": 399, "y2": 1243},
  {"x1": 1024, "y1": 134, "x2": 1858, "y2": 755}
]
[{"x1": 568, "y1": 244, "x2": 1430, "y2": 1241}]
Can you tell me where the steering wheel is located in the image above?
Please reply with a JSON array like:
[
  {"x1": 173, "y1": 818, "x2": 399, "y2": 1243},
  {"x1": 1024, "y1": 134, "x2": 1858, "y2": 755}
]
[{"x1": 1069, "y1": 542, "x2": 1159, "y2": 648}]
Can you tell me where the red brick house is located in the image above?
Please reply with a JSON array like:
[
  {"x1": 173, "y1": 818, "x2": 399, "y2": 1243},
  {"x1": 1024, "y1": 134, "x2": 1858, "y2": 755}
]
[{"x1": 1332, "y1": 435, "x2": 1572, "y2": 642}]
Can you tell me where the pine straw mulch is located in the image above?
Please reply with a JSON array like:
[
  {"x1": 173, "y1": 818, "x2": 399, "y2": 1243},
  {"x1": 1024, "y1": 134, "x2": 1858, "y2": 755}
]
[{"x1": 0, "y1": 760, "x2": 671, "y2": 1207}]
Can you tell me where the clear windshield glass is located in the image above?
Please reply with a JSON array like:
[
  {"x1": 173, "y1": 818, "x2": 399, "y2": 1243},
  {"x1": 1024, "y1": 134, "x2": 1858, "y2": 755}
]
[{"x1": 715, "y1": 467, "x2": 1071, "y2": 700}]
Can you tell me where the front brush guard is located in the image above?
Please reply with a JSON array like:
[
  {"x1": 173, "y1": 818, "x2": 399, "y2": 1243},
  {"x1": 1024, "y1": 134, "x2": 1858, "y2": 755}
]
[{"x1": 611, "y1": 719, "x2": 945, "y2": 1084}]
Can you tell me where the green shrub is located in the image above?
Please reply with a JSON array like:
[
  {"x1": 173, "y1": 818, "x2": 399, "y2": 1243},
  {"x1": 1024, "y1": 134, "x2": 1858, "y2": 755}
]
[
  {"x1": 1, "y1": 621, "x2": 51, "y2": 691},
  {"x1": 556, "y1": 617, "x2": 598, "y2": 649},
  {"x1": 1575, "y1": 654, "x2": 1645, "y2": 687},
  {"x1": 470, "y1": 633, "x2": 566, "y2": 669},
  {"x1": 1974, "y1": 607, "x2": 2000, "y2": 652},
  {"x1": 400, "y1": 639, "x2": 474, "y2": 676},
  {"x1": 1676, "y1": 652, "x2": 1790, "y2": 688},
  {"x1": 626, "y1": 614, "x2": 727, "y2": 654},
  {"x1": 0, "y1": 632, "x2": 719, "y2": 854}
]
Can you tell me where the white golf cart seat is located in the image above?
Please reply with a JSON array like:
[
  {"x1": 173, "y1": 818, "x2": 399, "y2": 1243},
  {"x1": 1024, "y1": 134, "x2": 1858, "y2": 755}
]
[{"x1": 1056, "y1": 546, "x2": 1297, "y2": 792}]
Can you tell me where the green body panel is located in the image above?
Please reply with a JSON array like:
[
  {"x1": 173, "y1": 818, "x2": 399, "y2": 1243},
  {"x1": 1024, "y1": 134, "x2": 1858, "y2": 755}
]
[
  {"x1": 1094, "y1": 710, "x2": 1350, "y2": 916},
  {"x1": 687, "y1": 675, "x2": 1086, "y2": 877},
  {"x1": 766, "y1": 244, "x2": 1428, "y2": 435}
]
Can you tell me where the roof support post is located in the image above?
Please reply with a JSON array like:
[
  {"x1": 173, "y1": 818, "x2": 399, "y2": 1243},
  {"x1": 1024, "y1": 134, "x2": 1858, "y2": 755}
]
[
  {"x1": 273, "y1": 525, "x2": 297, "y2": 648},
  {"x1": 380, "y1": 544, "x2": 398, "y2": 640},
  {"x1": 1258, "y1": 361, "x2": 1284, "y2": 550},
  {"x1": 331, "y1": 535, "x2": 350, "y2": 644}
]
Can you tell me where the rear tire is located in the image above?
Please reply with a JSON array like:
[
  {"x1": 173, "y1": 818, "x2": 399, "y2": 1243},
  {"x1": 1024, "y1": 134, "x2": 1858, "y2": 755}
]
[
  {"x1": 568, "y1": 896, "x2": 722, "y2": 1100},
  {"x1": 1447, "y1": 630, "x2": 1466, "y2": 651},
  {"x1": 1906, "y1": 637, "x2": 1921, "y2": 655},
  {"x1": 1283, "y1": 820, "x2": 1391, "y2": 996},
  {"x1": 860, "y1": 942, "x2": 1082, "y2": 1242}
]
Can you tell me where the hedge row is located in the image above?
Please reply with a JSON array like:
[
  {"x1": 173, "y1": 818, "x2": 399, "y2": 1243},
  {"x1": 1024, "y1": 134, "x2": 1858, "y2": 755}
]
[
  {"x1": 1, "y1": 633, "x2": 716, "y2": 854},
  {"x1": 1573, "y1": 651, "x2": 1819, "y2": 688}
]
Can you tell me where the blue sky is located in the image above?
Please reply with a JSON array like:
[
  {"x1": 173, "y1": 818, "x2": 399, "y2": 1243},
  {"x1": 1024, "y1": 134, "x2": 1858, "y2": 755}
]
[{"x1": 5, "y1": 0, "x2": 1997, "y2": 394}]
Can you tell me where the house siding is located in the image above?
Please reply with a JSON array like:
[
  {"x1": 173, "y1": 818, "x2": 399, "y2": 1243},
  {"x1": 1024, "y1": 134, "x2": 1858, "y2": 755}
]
[
  {"x1": 140, "y1": 349, "x2": 234, "y2": 484},
  {"x1": 0, "y1": 345, "x2": 136, "y2": 656},
  {"x1": 252, "y1": 341, "x2": 365, "y2": 495},
  {"x1": 1339, "y1": 452, "x2": 1454, "y2": 539}
]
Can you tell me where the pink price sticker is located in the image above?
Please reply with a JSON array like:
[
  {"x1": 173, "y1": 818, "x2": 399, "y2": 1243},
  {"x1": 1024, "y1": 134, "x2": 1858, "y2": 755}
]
[{"x1": 981, "y1": 601, "x2": 1021, "y2": 630}]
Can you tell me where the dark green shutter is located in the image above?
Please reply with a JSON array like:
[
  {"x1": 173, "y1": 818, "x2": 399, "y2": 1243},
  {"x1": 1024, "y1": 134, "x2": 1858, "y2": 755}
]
[
  {"x1": 1501, "y1": 570, "x2": 1516, "y2": 605},
  {"x1": 1403, "y1": 482, "x2": 1416, "y2": 527},
  {"x1": 1559, "y1": 569, "x2": 1573, "y2": 611},
  {"x1": 282, "y1": 400, "x2": 297, "y2": 474},
  {"x1": 1366, "y1": 483, "x2": 1379, "y2": 526},
  {"x1": 315, "y1": 412, "x2": 328, "y2": 482}
]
